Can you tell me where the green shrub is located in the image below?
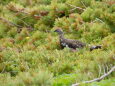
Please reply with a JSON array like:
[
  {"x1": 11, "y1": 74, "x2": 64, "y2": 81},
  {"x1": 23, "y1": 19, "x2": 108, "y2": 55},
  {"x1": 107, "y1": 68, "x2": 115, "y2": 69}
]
[{"x1": 0, "y1": 0, "x2": 114, "y2": 86}]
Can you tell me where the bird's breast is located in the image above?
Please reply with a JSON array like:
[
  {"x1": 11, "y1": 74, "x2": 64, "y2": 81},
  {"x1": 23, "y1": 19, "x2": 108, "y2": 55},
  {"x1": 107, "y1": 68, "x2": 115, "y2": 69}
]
[{"x1": 61, "y1": 43, "x2": 66, "y2": 46}]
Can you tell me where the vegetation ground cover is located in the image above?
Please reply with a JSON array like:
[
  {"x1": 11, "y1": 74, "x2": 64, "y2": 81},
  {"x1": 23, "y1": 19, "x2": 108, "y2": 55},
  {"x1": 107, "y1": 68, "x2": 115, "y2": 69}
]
[{"x1": 0, "y1": 0, "x2": 115, "y2": 86}]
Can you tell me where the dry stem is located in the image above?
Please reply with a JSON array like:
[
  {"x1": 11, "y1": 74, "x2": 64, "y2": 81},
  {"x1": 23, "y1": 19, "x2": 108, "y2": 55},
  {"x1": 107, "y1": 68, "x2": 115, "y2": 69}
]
[{"x1": 72, "y1": 66, "x2": 115, "y2": 86}]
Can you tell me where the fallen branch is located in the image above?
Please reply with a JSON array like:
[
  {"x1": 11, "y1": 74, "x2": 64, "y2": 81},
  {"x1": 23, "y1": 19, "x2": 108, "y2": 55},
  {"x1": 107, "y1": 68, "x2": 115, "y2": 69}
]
[{"x1": 72, "y1": 66, "x2": 115, "y2": 86}]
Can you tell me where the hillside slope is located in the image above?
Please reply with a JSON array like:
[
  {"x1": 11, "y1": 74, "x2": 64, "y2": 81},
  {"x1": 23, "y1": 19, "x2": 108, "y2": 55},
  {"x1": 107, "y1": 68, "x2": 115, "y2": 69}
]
[{"x1": 0, "y1": 0, "x2": 115, "y2": 86}]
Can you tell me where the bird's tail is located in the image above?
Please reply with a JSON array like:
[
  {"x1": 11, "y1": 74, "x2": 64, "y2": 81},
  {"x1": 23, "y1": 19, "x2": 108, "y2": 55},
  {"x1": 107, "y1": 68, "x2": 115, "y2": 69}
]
[{"x1": 89, "y1": 45, "x2": 102, "y2": 51}]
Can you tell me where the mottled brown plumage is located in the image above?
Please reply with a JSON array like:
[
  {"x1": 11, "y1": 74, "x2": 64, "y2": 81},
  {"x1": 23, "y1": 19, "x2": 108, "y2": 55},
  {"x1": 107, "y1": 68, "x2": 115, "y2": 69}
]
[{"x1": 54, "y1": 29, "x2": 86, "y2": 49}]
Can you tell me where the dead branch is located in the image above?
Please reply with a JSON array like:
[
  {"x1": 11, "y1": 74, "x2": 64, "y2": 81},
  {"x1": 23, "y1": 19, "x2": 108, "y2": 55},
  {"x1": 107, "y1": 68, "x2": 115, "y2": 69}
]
[
  {"x1": 7, "y1": 4, "x2": 29, "y2": 15},
  {"x1": 98, "y1": 65, "x2": 102, "y2": 77},
  {"x1": 103, "y1": 64, "x2": 106, "y2": 75},
  {"x1": 92, "y1": 18, "x2": 104, "y2": 23},
  {"x1": 106, "y1": 64, "x2": 109, "y2": 73},
  {"x1": 0, "y1": 17, "x2": 33, "y2": 32},
  {"x1": 0, "y1": 17, "x2": 32, "y2": 28},
  {"x1": 0, "y1": 17, "x2": 22, "y2": 28},
  {"x1": 80, "y1": 1, "x2": 87, "y2": 8},
  {"x1": 66, "y1": 3, "x2": 85, "y2": 12},
  {"x1": 1, "y1": 65, "x2": 6, "y2": 73},
  {"x1": 71, "y1": 7, "x2": 85, "y2": 12},
  {"x1": 72, "y1": 66, "x2": 115, "y2": 86}
]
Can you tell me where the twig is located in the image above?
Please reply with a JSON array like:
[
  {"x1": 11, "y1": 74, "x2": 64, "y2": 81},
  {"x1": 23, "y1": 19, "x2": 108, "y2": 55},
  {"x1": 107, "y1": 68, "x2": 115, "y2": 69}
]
[
  {"x1": 72, "y1": 66, "x2": 115, "y2": 86},
  {"x1": 103, "y1": 64, "x2": 106, "y2": 75},
  {"x1": 66, "y1": 3, "x2": 76, "y2": 8},
  {"x1": 0, "y1": 17, "x2": 22, "y2": 28},
  {"x1": 106, "y1": 64, "x2": 109, "y2": 72},
  {"x1": 81, "y1": 1, "x2": 87, "y2": 8},
  {"x1": 98, "y1": 65, "x2": 102, "y2": 77},
  {"x1": 71, "y1": 7, "x2": 85, "y2": 12},
  {"x1": 66, "y1": 3, "x2": 85, "y2": 12},
  {"x1": 17, "y1": 18, "x2": 30, "y2": 27},
  {"x1": 110, "y1": 64, "x2": 113, "y2": 68},
  {"x1": 96, "y1": 18, "x2": 104, "y2": 23},
  {"x1": 92, "y1": 18, "x2": 104, "y2": 23},
  {"x1": 0, "y1": 17, "x2": 33, "y2": 32},
  {"x1": 1, "y1": 65, "x2": 6, "y2": 73},
  {"x1": 20, "y1": 10, "x2": 29, "y2": 15}
]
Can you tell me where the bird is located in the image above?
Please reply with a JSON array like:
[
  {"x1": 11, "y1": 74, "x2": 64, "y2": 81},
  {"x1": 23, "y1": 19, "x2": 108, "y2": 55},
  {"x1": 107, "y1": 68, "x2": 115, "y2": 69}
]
[
  {"x1": 54, "y1": 28, "x2": 86, "y2": 50},
  {"x1": 54, "y1": 28, "x2": 102, "y2": 51}
]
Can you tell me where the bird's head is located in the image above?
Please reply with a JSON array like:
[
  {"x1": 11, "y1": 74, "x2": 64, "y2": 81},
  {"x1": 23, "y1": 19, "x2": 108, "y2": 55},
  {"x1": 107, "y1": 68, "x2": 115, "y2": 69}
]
[{"x1": 54, "y1": 28, "x2": 63, "y2": 35}]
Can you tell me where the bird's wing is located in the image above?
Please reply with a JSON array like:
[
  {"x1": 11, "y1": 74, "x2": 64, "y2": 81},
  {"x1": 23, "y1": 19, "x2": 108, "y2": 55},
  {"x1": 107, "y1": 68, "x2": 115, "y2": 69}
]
[{"x1": 64, "y1": 39, "x2": 86, "y2": 48}]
